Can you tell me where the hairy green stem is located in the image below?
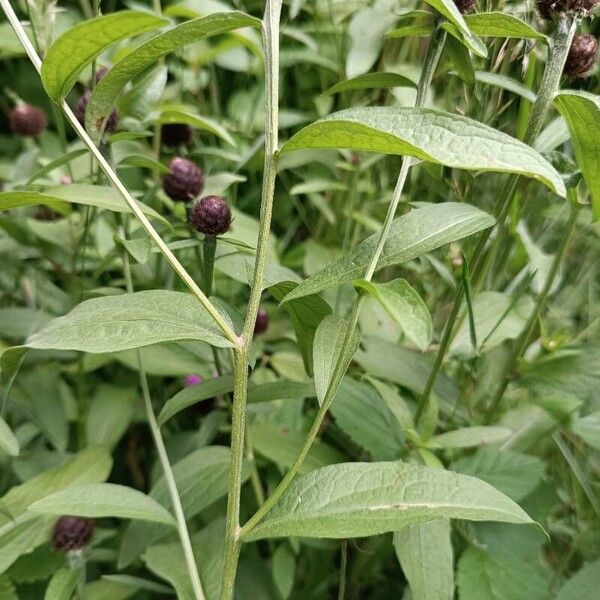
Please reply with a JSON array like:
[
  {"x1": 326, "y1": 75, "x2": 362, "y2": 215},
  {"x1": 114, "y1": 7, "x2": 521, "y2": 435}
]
[
  {"x1": 219, "y1": 2, "x2": 282, "y2": 597},
  {"x1": 416, "y1": 14, "x2": 577, "y2": 426},
  {"x1": 120, "y1": 222, "x2": 206, "y2": 600},
  {"x1": 486, "y1": 201, "x2": 579, "y2": 420},
  {"x1": 202, "y1": 235, "x2": 217, "y2": 297},
  {"x1": 240, "y1": 26, "x2": 447, "y2": 540}
]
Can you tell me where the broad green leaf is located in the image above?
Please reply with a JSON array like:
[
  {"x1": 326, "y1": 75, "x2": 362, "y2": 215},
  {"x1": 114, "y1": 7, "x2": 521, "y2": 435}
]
[
  {"x1": 451, "y1": 449, "x2": 545, "y2": 502},
  {"x1": 87, "y1": 12, "x2": 262, "y2": 141},
  {"x1": 386, "y1": 24, "x2": 432, "y2": 39},
  {"x1": 464, "y1": 12, "x2": 546, "y2": 41},
  {"x1": 100, "y1": 576, "x2": 171, "y2": 595},
  {"x1": 143, "y1": 542, "x2": 194, "y2": 600},
  {"x1": 571, "y1": 411, "x2": 600, "y2": 451},
  {"x1": 24, "y1": 149, "x2": 88, "y2": 185},
  {"x1": 269, "y1": 281, "x2": 331, "y2": 374},
  {"x1": 422, "y1": 0, "x2": 487, "y2": 57},
  {"x1": 0, "y1": 186, "x2": 166, "y2": 224},
  {"x1": 84, "y1": 580, "x2": 136, "y2": 600},
  {"x1": 280, "y1": 108, "x2": 565, "y2": 196},
  {"x1": 150, "y1": 108, "x2": 235, "y2": 146},
  {"x1": 44, "y1": 568, "x2": 79, "y2": 600},
  {"x1": 321, "y1": 72, "x2": 416, "y2": 96},
  {"x1": 117, "y1": 155, "x2": 169, "y2": 174},
  {"x1": 472, "y1": 71, "x2": 536, "y2": 102},
  {"x1": 243, "y1": 461, "x2": 534, "y2": 540},
  {"x1": 86, "y1": 385, "x2": 136, "y2": 450},
  {"x1": 313, "y1": 315, "x2": 360, "y2": 406},
  {"x1": 554, "y1": 90, "x2": 600, "y2": 220},
  {"x1": 282, "y1": 203, "x2": 494, "y2": 302},
  {"x1": 158, "y1": 375, "x2": 235, "y2": 425},
  {"x1": 41, "y1": 11, "x2": 167, "y2": 102},
  {"x1": 250, "y1": 423, "x2": 344, "y2": 473},
  {"x1": 1, "y1": 292, "x2": 232, "y2": 376},
  {"x1": 119, "y1": 446, "x2": 250, "y2": 567},
  {"x1": 247, "y1": 380, "x2": 315, "y2": 403},
  {"x1": 29, "y1": 483, "x2": 177, "y2": 526},
  {"x1": 354, "y1": 279, "x2": 432, "y2": 351},
  {"x1": 119, "y1": 65, "x2": 168, "y2": 120},
  {"x1": 194, "y1": 519, "x2": 225, "y2": 600},
  {"x1": 556, "y1": 559, "x2": 600, "y2": 600},
  {"x1": 428, "y1": 426, "x2": 512, "y2": 449},
  {"x1": 394, "y1": 520, "x2": 454, "y2": 600},
  {"x1": 0, "y1": 416, "x2": 19, "y2": 457}
]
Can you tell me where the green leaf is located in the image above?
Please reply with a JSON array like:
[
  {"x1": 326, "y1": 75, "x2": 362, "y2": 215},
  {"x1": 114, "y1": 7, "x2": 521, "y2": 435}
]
[
  {"x1": 321, "y1": 72, "x2": 416, "y2": 96},
  {"x1": 394, "y1": 520, "x2": 454, "y2": 600},
  {"x1": 556, "y1": 559, "x2": 600, "y2": 600},
  {"x1": 143, "y1": 541, "x2": 195, "y2": 600},
  {"x1": 243, "y1": 461, "x2": 534, "y2": 540},
  {"x1": 2, "y1": 292, "x2": 232, "y2": 374},
  {"x1": 86, "y1": 385, "x2": 136, "y2": 450},
  {"x1": 554, "y1": 90, "x2": 600, "y2": 220},
  {"x1": 117, "y1": 155, "x2": 169, "y2": 174},
  {"x1": 280, "y1": 108, "x2": 565, "y2": 196},
  {"x1": 87, "y1": 12, "x2": 262, "y2": 141},
  {"x1": 422, "y1": 0, "x2": 487, "y2": 57},
  {"x1": 29, "y1": 483, "x2": 176, "y2": 526},
  {"x1": 354, "y1": 279, "x2": 432, "y2": 351},
  {"x1": 24, "y1": 149, "x2": 88, "y2": 185},
  {"x1": 571, "y1": 411, "x2": 600, "y2": 451},
  {"x1": 428, "y1": 426, "x2": 512, "y2": 449},
  {"x1": 282, "y1": 203, "x2": 494, "y2": 302},
  {"x1": 247, "y1": 380, "x2": 315, "y2": 403},
  {"x1": 41, "y1": 11, "x2": 167, "y2": 102},
  {"x1": 464, "y1": 12, "x2": 546, "y2": 40},
  {"x1": 150, "y1": 108, "x2": 235, "y2": 146},
  {"x1": 269, "y1": 281, "x2": 331, "y2": 374},
  {"x1": 44, "y1": 568, "x2": 80, "y2": 600},
  {"x1": 0, "y1": 186, "x2": 166, "y2": 224},
  {"x1": 472, "y1": 71, "x2": 536, "y2": 102},
  {"x1": 313, "y1": 315, "x2": 360, "y2": 406},
  {"x1": 0, "y1": 416, "x2": 19, "y2": 457}
]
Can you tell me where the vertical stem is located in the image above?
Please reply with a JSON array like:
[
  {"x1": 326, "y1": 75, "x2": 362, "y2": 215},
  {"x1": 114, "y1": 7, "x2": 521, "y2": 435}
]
[
  {"x1": 416, "y1": 14, "x2": 577, "y2": 426},
  {"x1": 219, "y1": 2, "x2": 282, "y2": 598},
  {"x1": 240, "y1": 26, "x2": 447, "y2": 540},
  {"x1": 338, "y1": 541, "x2": 348, "y2": 600},
  {"x1": 202, "y1": 235, "x2": 217, "y2": 297}
]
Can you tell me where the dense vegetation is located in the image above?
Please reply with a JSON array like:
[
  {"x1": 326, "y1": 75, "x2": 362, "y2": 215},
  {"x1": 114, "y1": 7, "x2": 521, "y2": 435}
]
[{"x1": 0, "y1": 0, "x2": 599, "y2": 598}]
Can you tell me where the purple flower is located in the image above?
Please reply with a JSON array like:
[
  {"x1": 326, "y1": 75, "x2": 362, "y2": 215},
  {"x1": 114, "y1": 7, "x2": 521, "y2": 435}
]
[{"x1": 185, "y1": 374, "x2": 203, "y2": 387}]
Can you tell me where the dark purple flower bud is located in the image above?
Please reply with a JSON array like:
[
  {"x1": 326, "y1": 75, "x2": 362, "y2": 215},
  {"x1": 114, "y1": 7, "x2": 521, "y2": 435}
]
[
  {"x1": 161, "y1": 123, "x2": 193, "y2": 147},
  {"x1": 188, "y1": 195, "x2": 232, "y2": 235},
  {"x1": 565, "y1": 34, "x2": 598, "y2": 78},
  {"x1": 74, "y1": 91, "x2": 118, "y2": 133},
  {"x1": 52, "y1": 516, "x2": 95, "y2": 552},
  {"x1": 9, "y1": 103, "x2": 48, "y2": 137},
  {"x1": 162, "y1": 157, "x2": 204, "y2": 202},
  {"x1": 254, "y1": 308, "x2": 269, "y2": 336},
  {"x1": 537, "y1": 0, "x2": 598, "y2": 18},
  {"x1": 454, "y1": 0, "x2": 477, "y2": 14}
]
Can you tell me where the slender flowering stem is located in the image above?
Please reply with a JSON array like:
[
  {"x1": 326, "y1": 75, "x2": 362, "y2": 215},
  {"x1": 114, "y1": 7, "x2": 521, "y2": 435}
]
[
  {"x1": 219, "y1": 1, "x2": 282, "y2": 597},
  {"x1": 416, "y1": 14, "x2": 577, "y2": 426},
  {"x1": 0, "y1": 0, "x2": 239, "y2": 348},
  {"x1": 240, "y1": 25, "x2": 448, "y2": 540}
]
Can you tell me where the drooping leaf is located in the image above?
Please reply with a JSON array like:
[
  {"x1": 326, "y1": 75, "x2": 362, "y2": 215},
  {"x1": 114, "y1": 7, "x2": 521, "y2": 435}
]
[
  {"x1": 0, "y1": 416, "x2": 19, "y2": 457},
  {"x1": 354, "y1": 279, "x2": 432, "y2": 351},
  {"x1": 321, "y1": 72, "x2": 417, "y2": 96},
  {"x1": 41, "y1": 11, "x2": 167, "y2": 102},
  {"x1": 29, "y1": 483, "x2": 177, "y2": 526},
  {"x1": 282, "y1": 203, "x2": 494, "y2": 302},
  {"x1": 313, "y1": 315, "x2": 360, "y2": 405},
  {"x1": 86, "y1": 12, "x2": 262, "y2": 141},
  {"x1": 464, "y1": 12, "x2": 546, "y2": 41},
  {"x1": 280, "y1": 108, "x2": 564, "y2": 196},
  {"x1": 394, "y1": 519, "x2": 454, "y2": 600},
  {"x1": 243, "y1": 461, "x2": 534, "y2": 540},
  {"x1": 554, "y1": 90, "x2": 600, "y2": 220}
]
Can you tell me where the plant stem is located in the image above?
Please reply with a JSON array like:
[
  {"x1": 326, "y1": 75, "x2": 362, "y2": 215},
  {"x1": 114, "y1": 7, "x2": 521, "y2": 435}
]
[
  {"x1": 0, "y1": 0, "x2": 239, "y2": 348},
  {"x1": 486, "y1": 201, "x2": 579, "y2": 421},
  {"x1": 240, "y1": 25, "x2": 447, "y2": 540},
  {"x1": 202, "y1": 235, "x2": 217, "y2": 296},
  {"x1": 416, "y1": 14, "x2": 577, "y2": 426},
  {"x1": 219, "y1": 2, "x2": 282, "y2": 598},
  {"x1": 120, "y1": 223, "x2": 206, "y2": 600},
  {"x1": 338, "y1": 540, "x2": 347, "y2": 600}
]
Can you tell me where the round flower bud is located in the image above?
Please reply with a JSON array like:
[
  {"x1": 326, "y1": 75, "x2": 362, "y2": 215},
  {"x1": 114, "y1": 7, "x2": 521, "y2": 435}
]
[
  {"x1": 162, "y1": 157, "x2": 204, "y2": 202},
  {"x1": 52, "y1": 516, "x2": 95, "y2": 552},
  {"x1": 74, "y1": 90, "x2": 118, "y2": 133},
  {"x1": 9, "y1": 103, "x2": 48, "y2": 137},
  {"x1": 254, "y1": 308, "x2": 269, "y2": 336},
  {"x1": 454, "y1": 0, "x2": 477, "y2": 13},
  {"x1": 537, "y1": 0, "x2": 598, "y2": 18},
  {"x1": 162, "y1": 123, "x2": 193, "y2": 148},
  {"x1": 565, "y1": 34, "x2": 598, "y2": 78},
  {"x1": 188, "y1": 195, "x2": 232, "y2": 234}
]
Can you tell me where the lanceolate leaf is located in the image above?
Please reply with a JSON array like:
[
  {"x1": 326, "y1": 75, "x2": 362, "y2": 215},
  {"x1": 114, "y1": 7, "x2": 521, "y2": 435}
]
[
  {"x1": 86, "y1": 12, "x2": 262, "y2": 141},
  {"x1": 321, "y1": 72, "x2": 417, "y2": 96},
  {"x1": 29, "y1": 483, "x2": 177, "y2": 526},
  {"x1": 280, "y1": 108, "x2": 565, "y2": 196},
  {"x1": 242, "y1": 461, "x2": 534, "y2": 540},
  {"x1": 41, "y1": 11, "x2": 167, "y2": 102},
  {"x1": 44, "y1": 568, "x2": 80, "y2": 600},
  {"x1": 0, "y1": 416, "x2": 19, "y2": 457},
  {"x1": 282, "y1": 203, "x2": 494, "y2": 302},
  {"x1": 554, "y1": 90, "x2": 600, "y2": 220},
  {"x1": 149, "y1": 108, "x2": 235, "y2": 146},
  {"x1": 464, "y1": 12, "x2": 546, "y2": 41}
]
